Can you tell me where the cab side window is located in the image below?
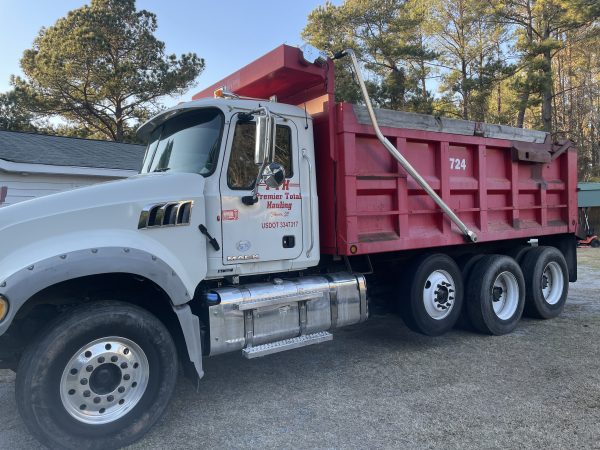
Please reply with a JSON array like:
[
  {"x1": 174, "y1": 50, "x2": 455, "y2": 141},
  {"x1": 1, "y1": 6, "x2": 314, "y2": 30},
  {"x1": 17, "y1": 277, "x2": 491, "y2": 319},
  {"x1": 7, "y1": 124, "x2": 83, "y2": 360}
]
[{"x1": 227, "y1": 122, "x2": 293, "y2": 190}]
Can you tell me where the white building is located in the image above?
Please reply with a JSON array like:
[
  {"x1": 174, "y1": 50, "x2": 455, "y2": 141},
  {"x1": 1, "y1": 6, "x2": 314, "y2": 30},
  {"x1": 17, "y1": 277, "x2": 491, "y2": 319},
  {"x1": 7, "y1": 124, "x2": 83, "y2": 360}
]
[{"x1": 0, "y1": 130, "x2": 144, "y2": 207}]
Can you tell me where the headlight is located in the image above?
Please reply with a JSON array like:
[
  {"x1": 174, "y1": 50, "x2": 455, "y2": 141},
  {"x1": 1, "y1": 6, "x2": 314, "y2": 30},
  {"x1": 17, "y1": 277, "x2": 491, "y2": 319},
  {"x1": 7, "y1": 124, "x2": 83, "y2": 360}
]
[{"x1": 0, "y1": 295, "x2": 8, "y2": 321}]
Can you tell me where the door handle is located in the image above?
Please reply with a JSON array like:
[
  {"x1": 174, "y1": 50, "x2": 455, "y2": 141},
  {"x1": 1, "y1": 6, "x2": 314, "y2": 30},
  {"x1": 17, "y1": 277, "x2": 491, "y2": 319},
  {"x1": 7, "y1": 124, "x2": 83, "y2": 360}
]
[
  {"x1": 302, "y1": 148, "x2": 314, "y2": 258},
  {"x1": 198, "y1": 224, "x2": 220, "y2": 251}
]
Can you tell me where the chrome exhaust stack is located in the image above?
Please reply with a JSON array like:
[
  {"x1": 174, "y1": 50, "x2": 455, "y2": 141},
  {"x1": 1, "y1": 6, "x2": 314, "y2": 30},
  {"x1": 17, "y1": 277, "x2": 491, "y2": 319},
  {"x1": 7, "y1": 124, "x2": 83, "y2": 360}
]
[{"x1": 333, "y1": 49, "x2": 477, "y2": 243}]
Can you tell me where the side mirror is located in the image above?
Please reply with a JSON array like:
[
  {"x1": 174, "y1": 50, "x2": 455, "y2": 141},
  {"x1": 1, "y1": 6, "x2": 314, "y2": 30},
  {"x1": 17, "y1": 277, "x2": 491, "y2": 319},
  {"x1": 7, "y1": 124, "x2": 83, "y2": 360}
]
[
  {"x1": 255, "y1": 115, "x2": 276, "y2": 165},
  {"x1": 262, "y1": 162, "x2": 286, "y2": 188},
  {"x1": 242, "y1": 110, "x2": 278, "y2": 206}
]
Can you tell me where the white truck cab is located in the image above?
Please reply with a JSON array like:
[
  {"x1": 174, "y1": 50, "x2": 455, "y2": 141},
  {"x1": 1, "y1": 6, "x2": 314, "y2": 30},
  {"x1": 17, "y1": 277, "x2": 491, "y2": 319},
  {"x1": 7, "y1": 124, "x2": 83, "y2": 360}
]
[{"x1": 137, "y1": 97, "x2": 320, "y2": 279}]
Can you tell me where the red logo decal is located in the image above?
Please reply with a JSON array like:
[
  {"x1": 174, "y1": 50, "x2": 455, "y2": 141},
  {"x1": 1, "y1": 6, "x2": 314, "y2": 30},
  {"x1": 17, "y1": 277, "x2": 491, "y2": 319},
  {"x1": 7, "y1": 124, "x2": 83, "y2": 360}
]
[{"x1": 222, "y1": 209, "x2": 239, "y2": 221}]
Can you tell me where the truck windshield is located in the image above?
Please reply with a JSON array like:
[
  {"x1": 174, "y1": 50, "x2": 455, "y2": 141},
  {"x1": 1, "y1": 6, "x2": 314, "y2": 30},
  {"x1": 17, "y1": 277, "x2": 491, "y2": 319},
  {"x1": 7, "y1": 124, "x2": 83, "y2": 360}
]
[{"x1": 143, "y1": 108, "x2": 224, "y2": 176}]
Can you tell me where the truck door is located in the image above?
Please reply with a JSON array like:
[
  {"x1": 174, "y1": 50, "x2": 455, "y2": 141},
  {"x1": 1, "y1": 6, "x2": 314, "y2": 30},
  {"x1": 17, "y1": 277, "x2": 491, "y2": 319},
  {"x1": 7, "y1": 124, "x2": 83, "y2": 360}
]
[{"x1": 219, "y1": 117, "x2": 303, "y2": 264}]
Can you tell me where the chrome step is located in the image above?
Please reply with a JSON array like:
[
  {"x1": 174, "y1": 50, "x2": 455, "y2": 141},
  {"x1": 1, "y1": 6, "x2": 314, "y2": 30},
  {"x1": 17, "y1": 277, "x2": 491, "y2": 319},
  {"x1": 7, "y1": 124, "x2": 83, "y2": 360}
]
[{"x1": 242, "y1": 331, "x2": 333, "y2": 359}]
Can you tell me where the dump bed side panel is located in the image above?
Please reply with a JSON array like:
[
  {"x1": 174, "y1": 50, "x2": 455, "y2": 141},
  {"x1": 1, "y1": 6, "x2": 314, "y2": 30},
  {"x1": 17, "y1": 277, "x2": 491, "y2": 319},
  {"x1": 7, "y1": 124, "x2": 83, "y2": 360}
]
[{"x1": 317, "y1": 102, "x2": 577, "y2": 256}]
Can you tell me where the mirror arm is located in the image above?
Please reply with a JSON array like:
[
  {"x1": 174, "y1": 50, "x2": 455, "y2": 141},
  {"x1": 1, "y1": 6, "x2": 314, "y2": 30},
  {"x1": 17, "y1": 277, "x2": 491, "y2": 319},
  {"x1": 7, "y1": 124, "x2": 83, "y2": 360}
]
[
  {"x1": 242, "y1": 161, "x2": 267, "y2": 206},
  {"x1": 241, "y1": 194, "x2": 258, "y2": 206}
]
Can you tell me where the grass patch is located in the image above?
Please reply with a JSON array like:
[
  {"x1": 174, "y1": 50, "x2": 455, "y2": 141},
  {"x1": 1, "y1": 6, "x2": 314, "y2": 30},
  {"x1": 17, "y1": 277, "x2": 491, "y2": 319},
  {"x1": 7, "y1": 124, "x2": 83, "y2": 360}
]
[{"x1": 577, "y1": 248, "x2": 600, "y2": 271}]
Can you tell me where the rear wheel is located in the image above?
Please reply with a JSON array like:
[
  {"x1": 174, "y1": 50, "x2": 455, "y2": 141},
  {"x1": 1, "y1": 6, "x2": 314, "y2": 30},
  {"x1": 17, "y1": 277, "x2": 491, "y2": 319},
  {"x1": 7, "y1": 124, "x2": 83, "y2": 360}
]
[
  {"x1": 521, "y1": 246, "x2": 569, "y2": 319},
  {"x1": 16, "y1": 301, "x2": 178, "y2": 450},
  {"x1": 455, "y1": 254, "x2": 485, "y2": 330},
  {"x1": 591, "y1": 238, "x2": 600, "y2": 248},
  {"x1": 457, "y1": 254, "x2": 485, "y2": 281},
  {"x1": 466, "y1": 255, "x2": 525, "y2": 335},
  {"x1": 402, "y1": 254, "x2": 463, "y2": 336}
]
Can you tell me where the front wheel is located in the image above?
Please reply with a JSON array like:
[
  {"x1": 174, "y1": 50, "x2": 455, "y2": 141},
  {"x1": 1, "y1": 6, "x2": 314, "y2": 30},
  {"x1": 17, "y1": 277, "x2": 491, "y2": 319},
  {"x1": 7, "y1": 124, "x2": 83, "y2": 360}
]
[{"x1": 16, "y1": 301, "x2": 178, "y2": 450}]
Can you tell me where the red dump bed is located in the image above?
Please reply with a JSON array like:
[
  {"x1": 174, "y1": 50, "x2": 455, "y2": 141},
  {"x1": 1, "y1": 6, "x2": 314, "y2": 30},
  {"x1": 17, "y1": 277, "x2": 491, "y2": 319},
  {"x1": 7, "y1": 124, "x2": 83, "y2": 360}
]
[{"x1": 194, "y1": 45, "x2": 578, "y2": 257}]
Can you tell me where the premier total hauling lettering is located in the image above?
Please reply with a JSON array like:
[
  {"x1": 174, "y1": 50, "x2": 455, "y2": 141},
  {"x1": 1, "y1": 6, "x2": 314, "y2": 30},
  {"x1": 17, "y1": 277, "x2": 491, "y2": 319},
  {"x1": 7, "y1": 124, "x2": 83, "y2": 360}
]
[{"x1": 256, "y1": 192, "x2": 301, "y2": 211}]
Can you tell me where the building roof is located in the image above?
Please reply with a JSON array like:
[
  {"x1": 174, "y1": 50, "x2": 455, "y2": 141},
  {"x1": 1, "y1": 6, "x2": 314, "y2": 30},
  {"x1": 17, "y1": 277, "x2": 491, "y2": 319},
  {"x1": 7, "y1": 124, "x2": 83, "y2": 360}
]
[{"x1": 0, "y1": 130, "x2": 145, "y2": 171}]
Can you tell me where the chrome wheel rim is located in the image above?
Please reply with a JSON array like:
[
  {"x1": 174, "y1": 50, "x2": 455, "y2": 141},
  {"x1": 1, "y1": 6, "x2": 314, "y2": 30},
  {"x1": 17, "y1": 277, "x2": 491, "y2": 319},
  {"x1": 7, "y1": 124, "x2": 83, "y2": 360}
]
[
  {"x1": 423, "y1": 269, "x2": 456, "y2": 320},
  {"x1": 60, "y1": 337, "x2": 149, "y2": 425},
  {"x1": 542, "y1": 262, "x2": 563, "y2": 305},
  {"x1": 492, "y1": 271, "x2": 519, "y2": 320}
]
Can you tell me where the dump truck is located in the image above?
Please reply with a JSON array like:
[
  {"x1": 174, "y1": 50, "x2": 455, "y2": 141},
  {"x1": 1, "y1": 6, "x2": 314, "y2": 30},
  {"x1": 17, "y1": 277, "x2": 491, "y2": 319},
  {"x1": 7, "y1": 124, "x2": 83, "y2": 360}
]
[{"x1": 0, "y1": 45, "x2": 578, "y2": 449}]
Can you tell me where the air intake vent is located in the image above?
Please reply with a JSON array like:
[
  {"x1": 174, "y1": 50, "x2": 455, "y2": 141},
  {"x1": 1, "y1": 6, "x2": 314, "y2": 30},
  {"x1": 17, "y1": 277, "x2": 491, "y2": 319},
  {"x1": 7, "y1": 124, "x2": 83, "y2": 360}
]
[{"x1": 138, "y1": 201, "x2": 193, "y2": 229}]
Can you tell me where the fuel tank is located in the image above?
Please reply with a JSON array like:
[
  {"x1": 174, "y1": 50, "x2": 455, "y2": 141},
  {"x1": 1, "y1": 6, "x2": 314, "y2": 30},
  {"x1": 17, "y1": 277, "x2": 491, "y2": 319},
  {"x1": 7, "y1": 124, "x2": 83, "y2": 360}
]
[{"x1": 207, "y1": 272, "x2": 367, "y2": 356}]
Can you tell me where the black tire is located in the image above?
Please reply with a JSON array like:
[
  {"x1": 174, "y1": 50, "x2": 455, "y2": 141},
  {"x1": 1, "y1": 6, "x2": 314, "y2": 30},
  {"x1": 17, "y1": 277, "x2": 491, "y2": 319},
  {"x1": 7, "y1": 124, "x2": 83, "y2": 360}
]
[
  {"x1": 466, "y1": 255, "x2": 525, "y2": 335},
  {"x1": 455, "y1": 254, "x2": 485, "y2": 330},
  {"x1": 402, "y1": 254, "x2": 464, "y2": 336},
  {"x1": 591, "y1": 238, "x2": 600, "y2": 248},
  {"x1": 16, "y1": 301, "x2": 178, "y2": 450},
  {"x1": 457, "y1": 254, "x2": 485, "y2": 282},
  {"x1": 521, "y1": 246, "x2": 569, "y2": 319},
  {"x1": 505, "y1": 245, "x2": 532, "y2": 264}
]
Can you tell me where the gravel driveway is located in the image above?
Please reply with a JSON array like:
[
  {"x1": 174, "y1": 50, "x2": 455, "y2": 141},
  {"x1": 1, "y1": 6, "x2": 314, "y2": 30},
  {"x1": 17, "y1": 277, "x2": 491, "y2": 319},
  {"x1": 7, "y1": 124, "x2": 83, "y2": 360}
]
[{"x1": 1, "y1": 250, "x2": 599, "y2": 449}]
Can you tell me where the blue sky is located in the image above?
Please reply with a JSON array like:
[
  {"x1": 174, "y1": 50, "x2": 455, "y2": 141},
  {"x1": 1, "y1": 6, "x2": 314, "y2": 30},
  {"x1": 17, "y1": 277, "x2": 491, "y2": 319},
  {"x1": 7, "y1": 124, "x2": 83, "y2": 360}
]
[{"x1": 0, "y1": 0, "x2": 337, "y2": 107}]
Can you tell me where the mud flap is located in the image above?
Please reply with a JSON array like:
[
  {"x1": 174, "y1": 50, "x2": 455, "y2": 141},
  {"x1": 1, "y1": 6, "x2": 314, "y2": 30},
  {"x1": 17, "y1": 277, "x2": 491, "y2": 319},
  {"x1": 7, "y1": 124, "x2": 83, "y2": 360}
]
[{"x1": 172, "y1": 304, "x2": 204, "y2": 379}]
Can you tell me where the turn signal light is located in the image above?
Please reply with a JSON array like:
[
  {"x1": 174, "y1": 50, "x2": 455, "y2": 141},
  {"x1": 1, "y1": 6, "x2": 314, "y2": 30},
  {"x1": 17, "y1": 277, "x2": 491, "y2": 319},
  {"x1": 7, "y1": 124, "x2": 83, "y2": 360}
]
[
  {"x1": 0, "y1": 295, "x2": 8, "y2": 321},
  {"x1": 213, "y1": 86, "x2": 239, "y2": 99}
]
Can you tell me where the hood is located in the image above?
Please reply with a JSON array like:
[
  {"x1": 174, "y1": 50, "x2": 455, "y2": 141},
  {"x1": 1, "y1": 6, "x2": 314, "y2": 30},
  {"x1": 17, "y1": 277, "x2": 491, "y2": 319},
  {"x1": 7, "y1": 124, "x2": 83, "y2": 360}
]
[
  {"x1": 0, "y1": 172, "x2": 206, "y2": 277},
  {"x1": 0, "y1": 172, "x2": 203, "y2": 230}
]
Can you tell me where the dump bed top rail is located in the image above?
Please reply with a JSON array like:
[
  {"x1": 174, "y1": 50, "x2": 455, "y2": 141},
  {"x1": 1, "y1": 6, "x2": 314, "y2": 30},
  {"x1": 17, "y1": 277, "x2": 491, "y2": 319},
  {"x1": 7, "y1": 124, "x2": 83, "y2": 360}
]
[{"x1": 352, "y1": 106, "x2": 549, "y2": 144}]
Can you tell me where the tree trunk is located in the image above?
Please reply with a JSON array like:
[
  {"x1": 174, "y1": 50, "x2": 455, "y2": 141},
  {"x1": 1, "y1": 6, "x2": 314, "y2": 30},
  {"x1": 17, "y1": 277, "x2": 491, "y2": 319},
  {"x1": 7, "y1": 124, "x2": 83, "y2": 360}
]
[
  {"x1": 421, "y1": 62, "x2": 427, "y2": 101},
  {"x1": 115, "y1": 101, "x2": 124, "y2": 142},
  {"x1": 461, "y1": 59, "x2": 469, "y2": 120},
  {"x1": 540, "y1": 13, "x2": 553, "y2": 133},
  {"x1": 541, "y1": 47, "x2": 553, "y2": 133},
  {"x1": 419, "y1": 34, "x2": 428, "y2": 106},
  {"x1": 496, "y1": 43, "x2": 502, "y2": 119},
  {"x1": 517, "y1": 0, "x2": 535, "y2": 129},
  {"x1": 517, "y1": 89, "x2": 529, "y2": 128}
]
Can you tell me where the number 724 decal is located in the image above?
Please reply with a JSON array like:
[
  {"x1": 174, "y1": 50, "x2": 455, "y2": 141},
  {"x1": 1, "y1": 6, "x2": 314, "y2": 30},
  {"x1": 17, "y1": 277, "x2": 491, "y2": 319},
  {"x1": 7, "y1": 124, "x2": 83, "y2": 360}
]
[{"x1": 449, "y1": 158, "x2": 467, "y2": 170}]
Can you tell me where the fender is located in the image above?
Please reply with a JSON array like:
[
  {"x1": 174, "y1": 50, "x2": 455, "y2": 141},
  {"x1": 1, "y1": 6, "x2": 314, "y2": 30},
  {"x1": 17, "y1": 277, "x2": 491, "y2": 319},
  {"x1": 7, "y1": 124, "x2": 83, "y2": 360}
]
[{"x1": 0, "y1": 246, "x2": 204, "y2": 377}]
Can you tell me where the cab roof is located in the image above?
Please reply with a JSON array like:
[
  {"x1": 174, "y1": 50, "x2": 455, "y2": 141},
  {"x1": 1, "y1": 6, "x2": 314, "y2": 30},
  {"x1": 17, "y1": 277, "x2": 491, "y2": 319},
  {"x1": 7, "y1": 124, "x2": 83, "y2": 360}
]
[{"x1": 136, "y1": 98, "x2": 309, "y2": 142}]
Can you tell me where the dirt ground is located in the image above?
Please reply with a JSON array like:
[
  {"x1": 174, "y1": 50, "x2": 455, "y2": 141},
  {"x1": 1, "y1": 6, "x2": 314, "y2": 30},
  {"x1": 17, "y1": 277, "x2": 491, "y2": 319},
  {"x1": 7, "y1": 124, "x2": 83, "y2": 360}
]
[{"x1": 1, "y1": 249, "x2": 599, "y2": 449}]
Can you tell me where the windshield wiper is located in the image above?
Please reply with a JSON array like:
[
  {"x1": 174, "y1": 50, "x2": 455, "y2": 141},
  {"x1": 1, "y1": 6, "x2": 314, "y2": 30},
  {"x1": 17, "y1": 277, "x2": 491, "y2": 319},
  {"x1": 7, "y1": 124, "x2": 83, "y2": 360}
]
[{"x1": 153, "y1": 167, "x2": 170, "y2": 172}]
